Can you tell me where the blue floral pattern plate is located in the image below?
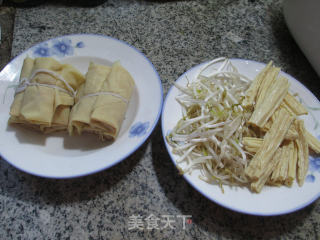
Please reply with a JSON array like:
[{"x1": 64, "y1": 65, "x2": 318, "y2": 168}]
[
  {"x1": 162, "y1": 59, "x2": 320, "y2": 216},
  {"x1": 0, "y1": 34, "x2": 162, "y2": 178}
]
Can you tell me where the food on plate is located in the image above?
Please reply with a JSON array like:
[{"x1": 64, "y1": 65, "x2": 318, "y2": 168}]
[
  {"x1": 8, "y1": 57, "x2": 135, "y2": 142},
  {"x1": 167, "y1": 57, "x2": 253, "y2": 190},
  {"x1": 9, "y1": 57, "x2": 85, "y2": 133},
  {"x1": 68, "y1": 61, "x2": 135, "y2": 141},
  {"x1": 166, "y1": 57, "x2": 320, "y2": 193},
  {"x1": 248, "y1": 75, "x2": 289, "y2": 128},
  {"x1": 295, "y1": 120, "x2": 309, "y2": 186},
  {"x1": 269, "y1": 141, "x2": 293, "y2": 185},
  {"x1": 245, "y1": 109, "x2": 294, "y2": 182},
  {"x1": 283, "y1": 93, "x2": 308, "y2": 116}
]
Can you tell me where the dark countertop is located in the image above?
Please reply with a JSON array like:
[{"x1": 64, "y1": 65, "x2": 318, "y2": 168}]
[
  {"x1": 0, "y1": 7, "x2": 15, "y2": 70},
  {"x1": 0, "y1": 0, "x2": 319, "y2": 239}
]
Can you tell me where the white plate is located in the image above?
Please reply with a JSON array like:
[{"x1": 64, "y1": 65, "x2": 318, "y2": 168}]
[
  {"x1": 162, "y1": 58, "x2": 320, "y2": 216},
  {"x1": 0, "y1": 34, "x2": 163, "y2": 178}
]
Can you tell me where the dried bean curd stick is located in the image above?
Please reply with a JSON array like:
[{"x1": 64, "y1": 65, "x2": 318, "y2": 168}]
[
  {"x1": 243, "y1": 137, "x2": 263, "y2": 153},
  {"x1": 245, "y1": 108, "x2": 294, "y2": 180},
  {"x1": 248, "y1": 76, "x2": 290, "y2": 128},
  {"x1": 255, "y1": 67, "x2": 280, "y2": 109},
  {"x1": 283, "y1": 93, "x2": 308, "y2": 116},
  {"x1": 242, "y1": 61, "x2": 273, "y2": 108},
  {"x1": 270, "y1": 142, "x2": 291, "y2": 184},
  {"x1": 262, "y1": 110, "x2": 299, "y2": 140},
  {"x1": 296, "y1": 120, "x2": 309, "y2": 186},
  {"x1": 251, "y1": 148, "x2": 282, "y2": 193},
  {"x1": 285, "y1": 141, "x2": 298, "y2": 186}
]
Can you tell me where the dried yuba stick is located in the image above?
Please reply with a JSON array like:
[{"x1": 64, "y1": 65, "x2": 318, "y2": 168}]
[{"x1": 245, "y1": 109, "x2": 294, "y2": 180}]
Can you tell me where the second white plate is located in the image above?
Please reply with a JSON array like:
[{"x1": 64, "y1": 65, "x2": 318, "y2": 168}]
[{"x1": 162, "y1": 58, "x2": 320, "y2": 216}]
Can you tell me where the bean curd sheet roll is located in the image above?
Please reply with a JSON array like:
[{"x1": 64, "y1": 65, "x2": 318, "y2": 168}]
[
  {"x1": 68, "y1": 61, "x2": 135, "y2": 141},
  {"x1": 9, "y1": 57, "x2": 85, "y2": 133}
]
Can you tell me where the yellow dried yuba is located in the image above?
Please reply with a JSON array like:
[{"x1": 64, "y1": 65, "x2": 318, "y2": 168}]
[
  {"x1": 285, "y1": 141, "x2": 298, "y2": 186},
  {"x1": 248, "y1": 76, "x2": 289, "y2": 128},
  {"x1": 251, "y1": 148, "x2": 282, "y2": 193},
  {"x1": 245, "y1": 109, "x2": 294, "y2": 181},
  {"x1": 261, "y1": 108, "x2": 299, "y2": 140},
  {"x1": 243, "y1": 137, "x2": 263, "y2": 153},
  {"x1": 255, "y1": 67, "x2": 280, "y2": 108},
  {"x1": 295, "y1": 120, "x2": 309, "y2": 186},
  {"x1": 270, "y1": 141, "x2": 292, "y2": 184},
  {"x1": 283, "y1": 93, "x2": 308, "y2": 116},
  {"x1": 242, "y1": 61, "x2": 273, "y2": 108},
  {"x1": 242, "y1": 61, "x2": 320, "y2": 192}
]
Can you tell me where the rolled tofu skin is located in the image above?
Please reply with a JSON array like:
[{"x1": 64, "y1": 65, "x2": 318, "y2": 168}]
[
  {"x1": 91, "y1": 61, "x2": 135, "y2": 138},
  {"x1": 9, "y1": 57, "x2": 85, "y2": 132},
  {"x1": 68, "y1": 63, "x2": 111, "y2": 134}
]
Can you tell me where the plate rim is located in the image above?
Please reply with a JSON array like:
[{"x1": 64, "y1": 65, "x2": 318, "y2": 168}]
[
  {"x1": 161, "y1": 58, "x2": 320, "y2": 216},
  {"x1": 0, "y1": 33, "x2": 163, "y2": 179}
]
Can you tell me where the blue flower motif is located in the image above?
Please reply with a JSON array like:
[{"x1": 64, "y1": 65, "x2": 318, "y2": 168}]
[
  {"x1": 305, "y1": 174, "x2": 315, "y2": 183},
  {"x1": 309, "y1": 156, "x2": 320, "y2": 173},
  {"x1": 76, "y1": 41, "x2": 85, "y2": 48},
  {"x1": 129, "y1": 121, "x2": 150, "y2": 138},
  {"x1": 52, "y1": 38, "x2": 74, "y2": 57},
  {"x1": 33, "y1": 43, "x2": 51, "y2": 57}
]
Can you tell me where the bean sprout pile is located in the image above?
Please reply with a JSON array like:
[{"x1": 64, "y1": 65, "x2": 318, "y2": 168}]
[{"x1": 166, "y1": 57, "x2": 254, "y2": 190}]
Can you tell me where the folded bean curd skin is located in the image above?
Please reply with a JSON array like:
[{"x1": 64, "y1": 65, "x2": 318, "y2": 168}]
[
  {"x1": 9, "y1": 57, "x2": 85, "y2": 133},
  {"x1": 68, "y1": 62, "x2": 135, "y2": 141}
]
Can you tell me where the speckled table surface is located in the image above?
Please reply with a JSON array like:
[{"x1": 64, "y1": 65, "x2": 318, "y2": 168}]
[{"x1": 0, "y1": 0, "x2": 319, "y2": 239}]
